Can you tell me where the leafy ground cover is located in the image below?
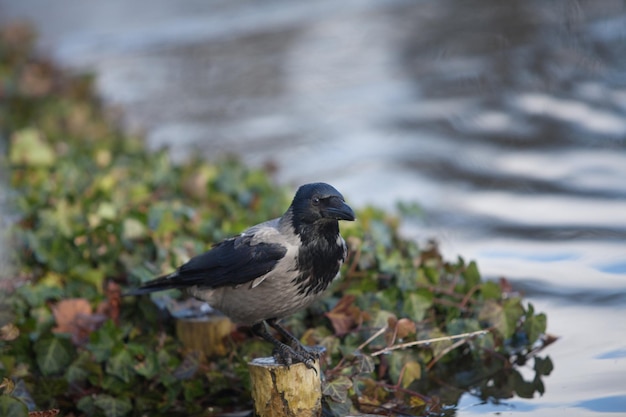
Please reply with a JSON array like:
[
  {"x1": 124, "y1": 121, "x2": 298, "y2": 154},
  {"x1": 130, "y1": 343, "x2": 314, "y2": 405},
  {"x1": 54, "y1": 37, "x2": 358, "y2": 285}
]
[{"x1": 0, "y1": 23, "x2": 554, "y2": 417}]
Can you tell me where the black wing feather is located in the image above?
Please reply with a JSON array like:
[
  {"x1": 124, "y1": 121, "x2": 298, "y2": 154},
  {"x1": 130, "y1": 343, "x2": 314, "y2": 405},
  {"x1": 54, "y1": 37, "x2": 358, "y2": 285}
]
[
  {"x1": 129, "y1": 233, "x2": 287, "y2": 294},
  {"x1": 179, "y1": 235, "x2": 287, "y2": 287}
]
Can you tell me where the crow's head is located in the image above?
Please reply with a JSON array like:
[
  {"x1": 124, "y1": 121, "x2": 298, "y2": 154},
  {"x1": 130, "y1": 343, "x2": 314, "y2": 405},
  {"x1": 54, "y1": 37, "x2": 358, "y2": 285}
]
[{"x1": 290, "y1": 183, "x2": 355, "y2": 228}]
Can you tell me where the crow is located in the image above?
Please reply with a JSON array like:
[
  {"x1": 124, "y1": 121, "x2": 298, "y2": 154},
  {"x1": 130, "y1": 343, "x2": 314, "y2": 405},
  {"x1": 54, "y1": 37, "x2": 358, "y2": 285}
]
[{"x1": 128, "y1": 182, "x2": 355, "y2": 368}]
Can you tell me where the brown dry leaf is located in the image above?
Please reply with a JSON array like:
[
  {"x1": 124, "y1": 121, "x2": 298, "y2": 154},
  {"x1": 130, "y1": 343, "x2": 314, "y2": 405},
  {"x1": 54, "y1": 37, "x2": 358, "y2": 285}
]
[
  {"x1": 325, "y1": 294, "x2": 367, "y2": 336},
  {"x1": 96, "y1": 281, "x2": 122, "y2": 325},
  {"x1": 396, "y1": 318, "x2": 417, "y2": 339},
  {"x1": 52, "y1": 298, "x2": 92, "y2": 333},
  {"x1": 499, "y1": 277, "x2": 514, "y2": 295},
  {"x1": 385, "y1": 314, "x2": 399, "y2": 345},
  {"x1": 52, "y1": 298, "x2": 106, "y2": 345},
  {"x1": 0, "y1": 323, "x2": 20, "y2": 341},
  {"x1": 542, "y1": 333, "x2": 559, "y2": 348},
  {"x1": 0, "y1": 377, "x2": 15, "y2": 394}
]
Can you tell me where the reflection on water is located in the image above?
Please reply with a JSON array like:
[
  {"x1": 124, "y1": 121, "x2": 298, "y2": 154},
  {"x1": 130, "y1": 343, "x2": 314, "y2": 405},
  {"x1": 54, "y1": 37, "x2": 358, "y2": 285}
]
[{"x1": 1, "y1": 0, "x2": 625, "y2": 415}]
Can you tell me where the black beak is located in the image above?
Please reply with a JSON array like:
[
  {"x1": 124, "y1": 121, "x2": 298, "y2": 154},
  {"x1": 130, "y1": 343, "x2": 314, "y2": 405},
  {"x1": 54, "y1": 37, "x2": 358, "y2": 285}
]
[{"x1": 323, "y1": 199, "x2": 356, "y2": 221}]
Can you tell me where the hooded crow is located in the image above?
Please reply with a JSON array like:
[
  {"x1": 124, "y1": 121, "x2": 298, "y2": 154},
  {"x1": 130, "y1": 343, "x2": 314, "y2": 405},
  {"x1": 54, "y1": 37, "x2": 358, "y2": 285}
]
[{"x1": 128, "y1": 182, "x2": 355, "y2": 368}]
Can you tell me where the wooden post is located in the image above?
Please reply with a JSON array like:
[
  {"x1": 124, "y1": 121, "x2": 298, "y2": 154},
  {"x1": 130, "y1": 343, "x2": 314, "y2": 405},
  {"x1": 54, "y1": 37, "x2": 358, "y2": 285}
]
[
  {"x1": 175, "y1": 315, "x2": 233, "y2": 357},
  {"x1": 248, "y1": 357, "x2": 322, "y2": 417}
]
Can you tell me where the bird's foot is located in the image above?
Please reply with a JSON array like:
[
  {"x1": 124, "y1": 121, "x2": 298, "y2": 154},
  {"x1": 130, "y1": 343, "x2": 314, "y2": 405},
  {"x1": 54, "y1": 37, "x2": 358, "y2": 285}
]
[
  {"x1": 292, "y1": 343, "x2": 325, "y2": 362},
  {"x1": 272, "y1": 343, "x2": 322, "y2": 372},
  {"x1": 253, "y1": 320, "x2": 324, "y2": 372}
]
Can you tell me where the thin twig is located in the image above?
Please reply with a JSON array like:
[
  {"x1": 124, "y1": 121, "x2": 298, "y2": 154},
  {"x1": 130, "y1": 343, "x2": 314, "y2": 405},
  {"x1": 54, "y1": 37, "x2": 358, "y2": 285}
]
[
  {"x1": 357, "y1": 326, "x2": 388, "y2": 351},
  {"x1": 375, "y1": 380, "x2": 431, "y2": 402},
  {"x1": 327, "y1": 326, "x2": 388, "y2": 375},
  {"x1": 371, "y1": 329, "x2": 490, "y2": 357},
  {"x1": 420, "y1": 283, "x2": 465, "y2": 300},
  {"x1": 460, "y1": 284, "x2": 481, "y2": 308},
  {"x1": 426, "y1": 337, "x2": 467, "y2": 370}
]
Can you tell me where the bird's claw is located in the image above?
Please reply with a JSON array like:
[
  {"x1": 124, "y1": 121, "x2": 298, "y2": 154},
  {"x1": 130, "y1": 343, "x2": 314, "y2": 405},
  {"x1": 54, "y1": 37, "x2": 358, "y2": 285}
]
[
  {"x1": 294, "y1": 343, "x2": 325, "y2": 360},
  {"x1": 272, "y1": 344, "x2": 321, "y2": 374}
]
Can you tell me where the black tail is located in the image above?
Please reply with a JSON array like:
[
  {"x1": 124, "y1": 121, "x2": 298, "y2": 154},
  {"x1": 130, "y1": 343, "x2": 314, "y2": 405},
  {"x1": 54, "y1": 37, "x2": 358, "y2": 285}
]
[{"x1": 124, "y1": 271, "x2": 182, "y2": 296}]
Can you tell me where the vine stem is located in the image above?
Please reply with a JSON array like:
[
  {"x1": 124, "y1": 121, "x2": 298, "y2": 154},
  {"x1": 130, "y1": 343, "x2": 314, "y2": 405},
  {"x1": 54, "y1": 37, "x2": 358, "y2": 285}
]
[
  {"x1": 356, "y1": 326, "x2": 388, "y2": 351},
  {"x1": 426, "y1": 337, "x2": 467, "y2": 370},
  {"x1": 370, "y1": 329, "x2": 491, "y2": 356}
]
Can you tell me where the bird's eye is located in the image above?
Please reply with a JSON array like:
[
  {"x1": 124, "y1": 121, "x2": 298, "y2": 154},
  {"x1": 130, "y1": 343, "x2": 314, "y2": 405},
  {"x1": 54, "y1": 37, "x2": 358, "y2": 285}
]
[{"x1": 312, "y1": 197, "x2": 320, "y2": 205}]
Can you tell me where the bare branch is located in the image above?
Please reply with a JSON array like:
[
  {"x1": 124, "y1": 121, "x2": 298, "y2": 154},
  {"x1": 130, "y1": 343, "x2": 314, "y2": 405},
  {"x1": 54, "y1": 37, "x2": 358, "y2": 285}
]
[{"x1": 371, "y1": 329, "x2": 491, "y2": 357}]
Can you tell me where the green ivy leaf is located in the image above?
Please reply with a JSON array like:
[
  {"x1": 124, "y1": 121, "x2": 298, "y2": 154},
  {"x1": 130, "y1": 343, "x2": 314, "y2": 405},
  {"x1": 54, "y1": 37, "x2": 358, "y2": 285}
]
[
  {"x1": 388, "y1": 351, "x2": 415, "y2": 385},
  {"x1": 323, "y1": 376, "x2": 352, "y2": 403},
  {"x1": 462, "y1": 261, "x2": 481, "y2": 291},
  {"x1": 534, "y1": 373, "x2": 546, "y2": 396},
  {"x1": 34, "y1": 336, "x2": 73, "y2": 376},
  {"x1": 325, "y1": 397, "x2": 353, "y2": 417},
  {"x1": 67, "y1": 351, "x2": 98, "y2": 384},
  {"x1": 480, "y1": 281, "x2": 502, "y2": 300},
  {"x1": 480, "y1": 298, "x2": 524, "y2": 340},
  {"x1": 69, "y1": 264, "x2": 106, "y2": 290},
  {"x1": 182, "y1": 379, "x2": 205, "y2": 402},
  {"x1": 503, "y1": 298, "x2": 525, "y2": 339},
  {"x1": 524, "y1": 312, "x2": 547, "y2": 345},
  {"x1": 371, "y1": 309, "x2": 396, "y2": 329},
  {"x1": 6, "y1": 379, "x2": 35, "y2": 411},
  {"x1": 9, "y1": 128, "x2": 56, "y2": 167},
  {"x1": 36, "y1": 377, "x2": 69, "y2": 401},
  {"x1": 403, "y1": 289, "x2": 433, "y2": 322},
  {"x1": 401, "y1": 361, "x2": 422, "y2": 388},
  {"x1": 446, "y1": 318, "x2": 481, "y2": 335},
  {"x1": 0, "y1": 395, "x2": 28, "y2": 417},
  {"x1": 133, "y1": 352, "x2": 159, "y2": 380},
  {"x1": 396, "y1": 268, "x2": 419, "y2": 291},
  {"x1": 106, "y1": 350, "x2": 135, "y2": 384},
  {"x1": 16, "y1": 284, "x2": 63, "y2": 309},
  {"x1": 122, "y1": 218, "x2": 147, "y2": 241},
  {"x1": 424, "y1": 328, "x2": 453, "y2": 359},
  {"x1": 77, "y1": 394, "x2": 96, "y2": 415},
  {"x1": 534, "y1": 356, "x2": 554, "y2": 376},
  {"x1": 93, "y1": 394, "x2": 133, "y2": 417},
  {"x1": 88, "y1": 320, "x2": 122, "y2": 362},
  {"x1": 423, "y1": 266, "x2": 440, "y2": 285},
  {"x1": 354, "y1": 353, "x2": 376, "y2": 375},
  {"x1": 479, "y1": 300, "x2": 505, "y2": 336},
  {"x1": 512, "y1": 370, "x2": 536, "y2": 399}
]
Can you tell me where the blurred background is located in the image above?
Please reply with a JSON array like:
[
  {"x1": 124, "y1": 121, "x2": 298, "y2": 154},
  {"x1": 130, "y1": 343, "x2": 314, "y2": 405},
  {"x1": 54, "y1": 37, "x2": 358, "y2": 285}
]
[{"x1": 1, "y1": 0, "x2": 625, "y2": 415}]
